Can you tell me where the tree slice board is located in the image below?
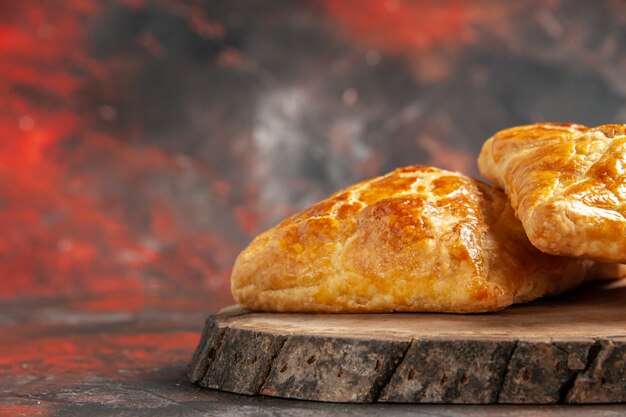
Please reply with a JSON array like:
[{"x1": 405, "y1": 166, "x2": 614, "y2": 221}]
[{"x1": 188, "y1": 279, "x2": 626, "y2": 404}]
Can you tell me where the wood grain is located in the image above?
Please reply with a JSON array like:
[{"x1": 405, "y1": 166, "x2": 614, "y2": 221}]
[{"x1": 188, "y1": 279, "x2": 626, "y2": 404}]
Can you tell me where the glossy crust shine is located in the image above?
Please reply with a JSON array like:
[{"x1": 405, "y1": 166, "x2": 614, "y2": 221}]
[
  {"x1": 478, "y1": 123, "x2": 626, "y2": 262},
  {"x1": 231, "y1": 166, "x2": 601, "y2": 313}
]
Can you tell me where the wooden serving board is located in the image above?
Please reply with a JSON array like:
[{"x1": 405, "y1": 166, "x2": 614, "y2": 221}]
[{"x1": 188, "y1": 279, "x2": 626, "y2": 404}]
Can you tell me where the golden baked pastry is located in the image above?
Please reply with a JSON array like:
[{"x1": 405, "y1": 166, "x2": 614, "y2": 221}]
[
  {"x1": 231, "y1": 165, "x2": 605, "y2": 313},
  {"x1": 478, "y1": 123, "x2": 626, "y2": 263}
]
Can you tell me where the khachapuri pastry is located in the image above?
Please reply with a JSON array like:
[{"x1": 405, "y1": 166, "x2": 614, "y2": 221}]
[
  {"x1": 231, "y1": 165, "x2": 610, "y2": 313},
  {"x1": 479, "y1": 123, "x2": 626, "y2": 263}
]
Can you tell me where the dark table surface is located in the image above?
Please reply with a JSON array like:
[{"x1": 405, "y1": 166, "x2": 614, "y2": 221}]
[{"x1": 3, "y1": 0, "x2": 626, "y2": 415}]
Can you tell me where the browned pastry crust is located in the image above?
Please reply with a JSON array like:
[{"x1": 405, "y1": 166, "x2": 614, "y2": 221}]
[
  {"x1": 478, "y1": 123, "x2": 626, "y2": 263},
  {"x1": 231, "y1": 166, "x2": 602, "y2": 313}
]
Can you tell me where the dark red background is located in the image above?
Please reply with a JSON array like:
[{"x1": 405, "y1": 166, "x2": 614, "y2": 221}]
[{"x1": 2, "y1": 1, "x2": 626, "y2": 415}]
